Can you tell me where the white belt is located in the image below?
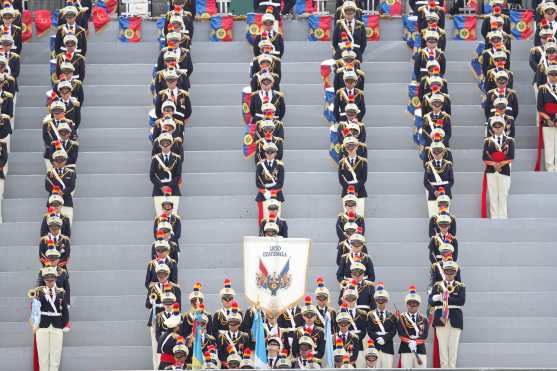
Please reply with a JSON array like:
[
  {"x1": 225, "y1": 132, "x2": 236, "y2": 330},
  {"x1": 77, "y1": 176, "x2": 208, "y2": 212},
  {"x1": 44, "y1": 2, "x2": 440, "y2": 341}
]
[
  {"x1": 430, "y1": 181, "x2": 449, "y2": 186},
  {"x1": 357, "y1": 305, "x2": 370, "y2": 309},
  {"x1": 434, "y1": 305, "x2": 462, "y2": 310},
  {"x1": 41, "y1": 312, "x2": 61, "y2": 317},
  {"x1": 259, "y1": 1, "x2": 280, "y2": 6}
]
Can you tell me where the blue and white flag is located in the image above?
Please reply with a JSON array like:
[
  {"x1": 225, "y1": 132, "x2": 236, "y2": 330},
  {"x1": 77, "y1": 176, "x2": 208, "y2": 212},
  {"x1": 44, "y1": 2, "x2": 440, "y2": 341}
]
[{"x1": 251, "y1": 309, "x2": 268, "y2": 368}]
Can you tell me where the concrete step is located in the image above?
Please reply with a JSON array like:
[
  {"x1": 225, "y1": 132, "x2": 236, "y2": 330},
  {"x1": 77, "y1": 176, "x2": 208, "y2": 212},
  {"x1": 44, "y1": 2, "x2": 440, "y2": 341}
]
[
  {"x1": 5, "y1": 193, "x2": 557, "y2": 222},
  {"x1": 0, "y1": 218, "x2": 555, "y2": 246},
  {"x1": 3, "y1": 288, "x2": 556, "y2": 323},
  {"x1": 2, "y1": 240, "x2": 555, "y2": 272},
  {"x1": 0, "y1": 315, "x2": 554, "y2": 349},
  {"x1": 22, "y1": 38, "x2": 532, "y2": 64},
  {"x1": 18, "y1": 60, "x2": 536, "y2": 86},
  {"x1": 1, "y1": 342, "x2": 555, "y2": 370},
  {"x1": 5, "y1": 172, "x2": 557, "y2": 199},
  {"x1": 5, "y1": 149, "x2": 543, "y2": 175},
  {"x1": 9, "y1": 125, "x2": 539, "y2": 153},
  {"x1": 2, "y1": 263, "x2": 557, "y2": 298},
  {"x1": 16, "y1": 81, "x2": 536, "y2": 107},
  {"x1": 14, "y1": 104, "x2": 537, "y2": 130}
]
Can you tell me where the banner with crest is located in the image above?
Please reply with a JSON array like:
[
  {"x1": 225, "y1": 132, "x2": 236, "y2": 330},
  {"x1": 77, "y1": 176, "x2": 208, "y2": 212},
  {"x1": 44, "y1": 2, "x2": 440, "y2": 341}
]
[{"x1": 244, "y1": 236, "x2": 310, "y2": 314}]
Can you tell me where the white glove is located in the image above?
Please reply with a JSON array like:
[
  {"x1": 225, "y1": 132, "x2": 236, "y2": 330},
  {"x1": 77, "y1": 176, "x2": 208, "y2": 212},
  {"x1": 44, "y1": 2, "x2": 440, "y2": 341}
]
[
  {"x1": 264, "y1": 190, "x2": 271, "y2": 200},
  {"x1": 376, "y1": 337, "x2": 385, "y2": 345},
  {"x1": 432, "y1": 294, "x2": 442, "y2": 302},
  {"x1": 409, "y1": 341, "x2": 417, "y2": 352},
  {"x1": 410, "y1": 335, "x2": 418, "y2": 340},
  {"x1": 347, "y1": 180, "x2": 358, "y2": 185},
  {"x1": 63, "y1": 327, "x2": 70, "y2": 333},
  {"x1": 376, "y1": 331, "x2": 386, "y2": 336}
]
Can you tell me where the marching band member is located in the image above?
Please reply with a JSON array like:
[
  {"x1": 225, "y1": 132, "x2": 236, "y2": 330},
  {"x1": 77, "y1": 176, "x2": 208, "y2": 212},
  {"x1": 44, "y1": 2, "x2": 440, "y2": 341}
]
[{"x1": 396, "y1": 286, "x2": 429, "y2": 368}]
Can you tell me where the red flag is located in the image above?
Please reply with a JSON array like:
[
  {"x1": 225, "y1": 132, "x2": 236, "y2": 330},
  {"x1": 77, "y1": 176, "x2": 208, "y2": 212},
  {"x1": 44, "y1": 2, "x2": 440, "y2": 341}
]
[
  {"x1": 22, "y1": 10, "x2": 32, "y2": 43},
  {"x1": 362, "y1": 14, "x2": 380, "y2": 41},
  {"x1": 33, "y1": 335, "x2": 39, "y2": 371},
  {"x1": 308, "y1": 15, "x2": 332, "y2": 41},
  {"x1": 433, "y1": 328, "x2": 441, "y2": 367},
  {"x1": 92, "y1": 6, "x2": 110, "y2": 33},
  {"x1": 34, "y1": 10, "x2": 52, "y2": 37},
  {"x1": 105, "y1": 0, "x2": 117, "y2": 13}
]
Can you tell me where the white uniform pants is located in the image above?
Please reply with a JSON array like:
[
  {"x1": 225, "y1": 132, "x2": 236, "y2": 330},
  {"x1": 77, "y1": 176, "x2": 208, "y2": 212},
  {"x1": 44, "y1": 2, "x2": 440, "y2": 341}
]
[
  {"x1": 149, "y1": 326, "x2": 160, "y2": 370},
  {"x1": 400, "y1": 353, "x2": 427, "y2": 368},
  {"x1": 61, "y1": 206, "x2": 73, "y2": 225},
  {"x1": 356, "y1": 197, "x2": 365, "y2": 217},
  {"x1": 153, "y1": 196, "x2": 180, "y2": 216},
  {"x1": 486, "y1": 172, "x2": 511, "y2": 219},
  {"x1": 0, "y1": 178, "x2": 4, "y2": 223},
  {"x1": 543, "y1": 127, "x2": 557, "y2": 172},
  {"x1": 376, "y1": 350, "x2": 394, "y2": 368},
  {"x1": 436, "y1": 323, "x2": 462, "y2": 368},
  {"x1": 36, "y1": 325, "x2": 64, "y2": 371}
]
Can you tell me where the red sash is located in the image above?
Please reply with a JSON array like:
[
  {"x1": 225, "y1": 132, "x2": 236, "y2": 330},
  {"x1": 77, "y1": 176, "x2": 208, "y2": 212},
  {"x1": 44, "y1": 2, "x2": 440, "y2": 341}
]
[
  {"x1": 481, "y1": 150, "x2": 506, "y2": 218},
  {"x1": 160, "y1": 353, "x2": 176, "y2": 364}
]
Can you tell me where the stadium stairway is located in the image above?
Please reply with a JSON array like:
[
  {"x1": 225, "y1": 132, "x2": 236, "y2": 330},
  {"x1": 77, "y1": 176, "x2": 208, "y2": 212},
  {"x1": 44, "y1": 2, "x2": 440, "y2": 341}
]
[{"x1": 0, "y1": 19, "x2": 556, "y2": 370}]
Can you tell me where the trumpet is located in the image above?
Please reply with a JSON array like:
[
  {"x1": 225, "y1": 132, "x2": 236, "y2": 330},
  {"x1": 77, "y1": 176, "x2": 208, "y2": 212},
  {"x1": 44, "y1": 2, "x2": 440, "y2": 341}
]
[
  {"x1": 27, "y1": 288, "x2": 38, "y2": 299},
  {"x1": 149, "y1": 292, "x2": 158, "y2": 302}
]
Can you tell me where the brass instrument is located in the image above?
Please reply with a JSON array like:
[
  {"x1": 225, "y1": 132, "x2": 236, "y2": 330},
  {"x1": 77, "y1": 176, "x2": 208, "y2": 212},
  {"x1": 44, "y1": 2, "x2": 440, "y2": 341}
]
[
  {"x1": 27, "y1": 288, "x2": 38, "y2": 299},
  {"x1": 149, "y1": 292, "x2": 158, "y2": 302}
]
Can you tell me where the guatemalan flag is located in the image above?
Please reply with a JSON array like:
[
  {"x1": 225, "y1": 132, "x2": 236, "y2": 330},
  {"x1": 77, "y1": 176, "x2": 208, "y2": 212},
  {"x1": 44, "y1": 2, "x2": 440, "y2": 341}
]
[
  {"x1": 97, "y1": 0, "x2": 117, "y2": 14},
  {"x1": 295, "y1": 0, "x2": 314, "y2": 15},
  {"x1": 308, "y1": 15, "x2": 332, "y2": 41},
  {"x1": 453, "y1": 15, "x2": 477, "y2": 40},
  {"x1": 380, "y1": 0, "x2": 402, "y2": 17},
  {"x1": 210, "y1": 15, "x2": 234, "y2": 42},
  {"x1": 251, "y1": 309, "x2": 268, "y2": 368},
  {"x1": 119, "y1": 16, "x2": 142, "y2": 42},
  {"x1": 246, "y1": 13, "x2": 263, "y2": 45},
  {"x1": 402, "y1": 15, "x2": 417, "y2": 49},
  {"x1": 196, "y1": 0, "x2": 217, "y2": 17},
  {"x1": 191, "y1": 311, "x2": 205, "y2": 369},
  {"x1": 510, "y1": 9, "x2": 534, "y2": 40}
]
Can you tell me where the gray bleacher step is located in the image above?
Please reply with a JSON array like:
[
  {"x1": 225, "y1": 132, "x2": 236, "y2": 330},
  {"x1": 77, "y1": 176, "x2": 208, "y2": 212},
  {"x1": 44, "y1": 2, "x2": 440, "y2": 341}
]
[
  {"x1": 16, "y1": 81, "x2": 535, "y2": 107},
  {"x1": 1, "y1": 265, "x2": 556, "y2": 297},
  {"x1": 3, "y1": 240, "x2": 556, "y2": 272},
  {"x1": 3, "y1": 289, "x2": 556, "y2": 323},
  {"x1": 5, "y1": 172, "x2": 557, "y2": 199},
  {"x1": 1, "y1": 217, "x2": 555, "y2": 246},
  {"x1": 1, "y1": 342, "x2": 554, "y2": 370},
  {"x1": 6, "y1": 149, "x2": 542, "y2": 175},
  {"x1": 19, "y1": 60, "x2": 534, "y2": 86},
  {"x1": 0, "y1": 315, "x2": 554, "y2": 348},
  {"x1": 8, "y1": 125, "x2": 540, "y2": 152},
  {"x1": 0, "y1": 345, "x2": 151, "y2": 371},
  {"x1": 5, "y1": 193, "x2": 557, "y2": 222},
  {"x1": 14, "y1": 104, "x2": 537, "y2": 130}
]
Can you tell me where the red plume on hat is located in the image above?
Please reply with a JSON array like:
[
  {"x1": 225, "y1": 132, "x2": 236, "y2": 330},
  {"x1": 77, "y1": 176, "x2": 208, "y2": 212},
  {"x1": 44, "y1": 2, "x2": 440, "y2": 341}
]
[
  {"x1": 431, "y1": 84, "x2": 441, "y2": 93},
  {"x1": 52, "y1": 140, "x2": 62, "y2": 150},
  {"x1": 490, "y1": 21, "x2": 499, "y2": 30},
  {"x1": 156, "y1": 230, "x2": 165, "y2": 239},
  {"x1": 64, "y1": 52, "x2": 73, "y2": 61},
  {"x1": 161, "y1": 186, "x2": 172, "y2": 196},
  {"x1": 167, "y1": 23, "x2": 175, "y2": 32},
  {"x1": 437, "y1": 186, "x2": 446, "y2": 195},
  {"x1": 227, "y1": 344, "x2": 235, "y2": 354},
  {"x1": 224, "y1": 278, "x2": 232, "y2": 288},
  {"x1": 497, "y1": 87, "x2": 505, "y2": 96},
  {"x1": 493, "y1": 5, "x2": 501, "y2": 14},
  {"x1": 47, "y1": 239, "x2": 55, "y2": 247},
  {"x1": 367, "y1": 338, "x2": 375, "y2": 347},
  {"x1": 346, "y1": 185, "x2": 356, "y2": 194},
  {"x1": 316, "y1": 276, "x2": 325, "y2": 287},
  {"x1": 428, "y1": 0, "x2": 436, "y2": 8},
  {"x1": 262, "y1": 31, "x2": 268, "y2": 39},
  {"x1": 266, "y1": 6, "x2": 273, "y2": 13},
  {"x1": 431, "y1": 66, "x2": 440, "y2": 75},
  {"x1": 243, "y1": 348, "x2": 252, "y2": 358},
  {"x1": 341, "y1": 32, "x2": 348, "y2": 41},
  {"x1": 203, "y1": 351, "x2": 212, "y2": 361},
  {"x1": 357, "y1": 226, "x2": 363, "y2": 233},
  {"x1": 342, "y1": 127, "x2": 351, "y2": 137},
  {"x1": 174, "y1": 4, "x2": 182, "y2": 12},
  {"x1": 433, "y1": 132, "x2": 442, "y2": 141},
  {"x1": 304, "y1": 295, "x2": 312, "y2": 305},
  {"x1": 264, "y1": 131, "x2": 272, "y2": 141},
  {"x1": 268, "y1": 211, "x2": 277, "y2": 221},
  {"x1": 335, "y1": 337, "x2": 344, "y2": 348},
  {"x1": 435, "y1": 119, "x2": 444, "y2": 127},
  {"x1": 193, "y1": 282, "x2": 202, "y2": 291},
  {"x1": 430, "y1": 22, "x2": 438, "y2": 30},
  {"x1": 47, "y1": 206, "x2": 56, "y2": 214},
  {"x1": 50, "y1": 91, "x2": 59, "y2": 100},
  {"x1": 52, "y1": 186, "x2": 61, "y2": 194},
  {"x1": 408, "y1": 285, "x2": 417, "y2": 294},
  {"x1": 347, "y1": 210, "x2": 356, "y2": 221}
]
